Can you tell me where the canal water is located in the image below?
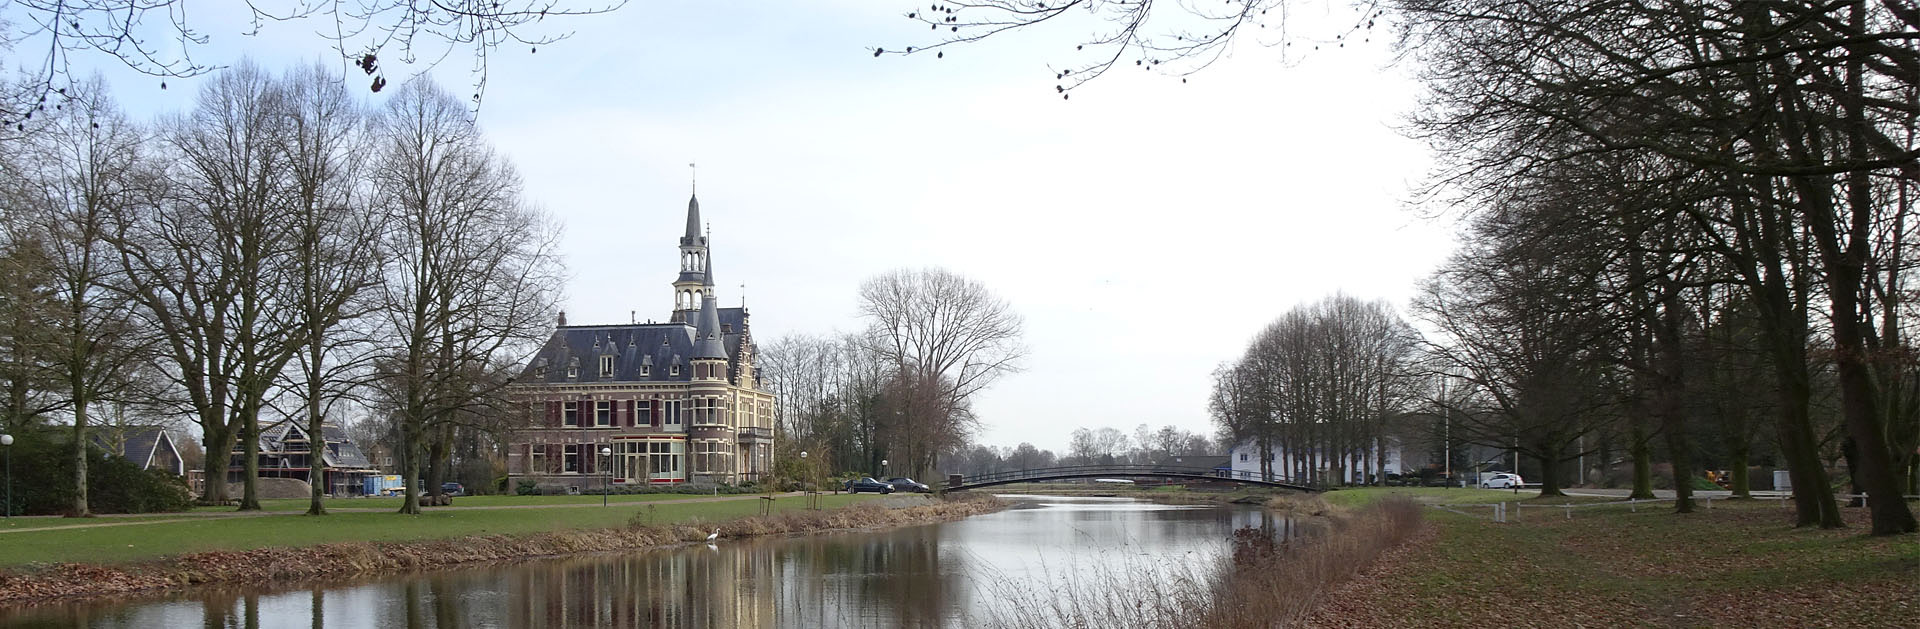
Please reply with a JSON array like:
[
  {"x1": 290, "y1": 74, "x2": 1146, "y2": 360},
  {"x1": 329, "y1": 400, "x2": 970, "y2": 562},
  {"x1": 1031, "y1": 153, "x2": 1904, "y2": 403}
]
[{"x1": 1, "y1": 495, "x2": 1303, "y2": 628}]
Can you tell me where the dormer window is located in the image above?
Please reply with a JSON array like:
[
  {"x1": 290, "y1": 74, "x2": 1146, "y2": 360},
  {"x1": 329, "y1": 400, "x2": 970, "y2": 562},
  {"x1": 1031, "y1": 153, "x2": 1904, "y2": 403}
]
[
  {"x1": 600, "y1": 355, "x2": 614, "y2": 377},
  {"x1": 534, "y1": 358, "x2": 549, "y2": 379},
  {"x1": 671, "y1": 364, "x2": 680, "y2": 377},
  {"x1": 567, "y1": 358, "x2": 579, "y2": 379},
  {"x1": 640, "y1": 364, "x2": 651, "y2": 377}
]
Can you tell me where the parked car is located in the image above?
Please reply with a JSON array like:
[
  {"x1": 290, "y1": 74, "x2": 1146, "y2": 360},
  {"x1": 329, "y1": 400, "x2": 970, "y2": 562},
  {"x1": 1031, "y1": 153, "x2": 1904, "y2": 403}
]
[
  {"x1": 884, "y1": 477, "x2": 931, "y2": 493},
  {"x1": 441, "y1": 482, "x2": 466, "y2": 496},
  {"x1": 1481, "y1": 473, "x2": 1524, "y2": 489},
  {"x1": 843, "y1": 477, "x2": 895, "y2": 494}
]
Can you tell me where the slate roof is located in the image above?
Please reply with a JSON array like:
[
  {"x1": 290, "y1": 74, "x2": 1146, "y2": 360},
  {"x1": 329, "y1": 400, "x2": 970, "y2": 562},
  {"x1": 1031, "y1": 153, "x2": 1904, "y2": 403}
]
[
  {"x1": 94, "y1": 426, "x2": 175, "y2": 472},
  {"x1": 518, "y1": 307, "x2": 752, "y2": 385},
  {"x1": 692, "y1": 297, "x2": 727, "y2": 360}
]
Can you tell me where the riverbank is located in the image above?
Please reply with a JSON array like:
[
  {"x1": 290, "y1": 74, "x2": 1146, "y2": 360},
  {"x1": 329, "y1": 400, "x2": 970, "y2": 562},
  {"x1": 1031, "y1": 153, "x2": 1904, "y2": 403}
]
[
  {"x1": 0, "y1": 493, "x2": 1005, "y2": 608},
  {"x1": 1302, "y1": 488, "x2": 1920, "y2": 627}
]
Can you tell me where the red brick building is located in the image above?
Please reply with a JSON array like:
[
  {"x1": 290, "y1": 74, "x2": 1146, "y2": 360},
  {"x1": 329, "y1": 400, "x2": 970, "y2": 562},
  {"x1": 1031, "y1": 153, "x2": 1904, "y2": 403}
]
[{"x1": 507, "y1": 193, "x2": 775, "y2": 491}]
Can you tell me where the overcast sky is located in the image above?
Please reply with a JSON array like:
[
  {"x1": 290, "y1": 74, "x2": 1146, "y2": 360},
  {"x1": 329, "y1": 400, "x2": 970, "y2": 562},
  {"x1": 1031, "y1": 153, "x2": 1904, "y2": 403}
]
[{"x1": 29, "y1": 1, "x2": 1455, "y2": 454}]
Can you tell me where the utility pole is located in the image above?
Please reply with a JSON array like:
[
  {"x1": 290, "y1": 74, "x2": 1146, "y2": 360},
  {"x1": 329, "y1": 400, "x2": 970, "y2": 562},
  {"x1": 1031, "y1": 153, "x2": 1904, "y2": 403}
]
[{"x1": 1441, "y1": 378, "x2": 1451, "y2": 482}]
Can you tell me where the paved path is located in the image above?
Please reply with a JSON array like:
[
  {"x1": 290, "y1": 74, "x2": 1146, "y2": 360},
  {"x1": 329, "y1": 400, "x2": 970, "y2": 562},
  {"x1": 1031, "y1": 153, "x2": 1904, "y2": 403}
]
[
  {"x1": 1562, "y1": 488, "x2": 1790, "y2": 500},
  {"x1": 0, "y1": 492, "x2": 814, "y2": 535}
]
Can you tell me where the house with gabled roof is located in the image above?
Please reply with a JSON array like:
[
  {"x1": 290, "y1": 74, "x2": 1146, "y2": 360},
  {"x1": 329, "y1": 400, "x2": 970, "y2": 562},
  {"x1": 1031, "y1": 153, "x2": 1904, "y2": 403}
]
[
  {"x1": 228, "y1": 418, "x2": 381, "y2": 496},
  {"x1": 507, "y1": 192, "x2": 777, "y2": 491},
  {"x1": 94, "y1": 426, "x2": 185, "y2": 476}
]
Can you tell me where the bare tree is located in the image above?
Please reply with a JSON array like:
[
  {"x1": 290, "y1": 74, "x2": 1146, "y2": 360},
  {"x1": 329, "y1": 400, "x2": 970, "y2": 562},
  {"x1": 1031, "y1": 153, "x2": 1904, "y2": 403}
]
[
  {"x1": 0, "y1": 0, "x2": 627, "y2": 124},
  {"x1": 1, "y1": 78, "x2": 152, "y2": 515},
  {"x1": 369, "y1": 77, "x2": 560, "y2": 515},
  {"x1": 274, "y1": 62, "x2": 382, "y2": 516},
  {"x1": 116, "y1": 61, "x2": 307, "y2": 509},
  {"x1": 857, "y1": 267, "x2": 1025, "y2": 477}
]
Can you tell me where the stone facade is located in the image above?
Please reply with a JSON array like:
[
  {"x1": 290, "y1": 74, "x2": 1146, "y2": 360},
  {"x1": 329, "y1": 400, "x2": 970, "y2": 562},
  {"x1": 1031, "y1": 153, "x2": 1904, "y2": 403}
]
[{"x1": 507, "y1": 193, "x2": 776, "y2": 491}]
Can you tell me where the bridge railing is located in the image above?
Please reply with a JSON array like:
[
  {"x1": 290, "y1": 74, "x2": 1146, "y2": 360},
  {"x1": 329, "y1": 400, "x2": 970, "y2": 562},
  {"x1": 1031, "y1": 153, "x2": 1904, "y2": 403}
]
[{"x1": 948, "y1": 465, "x2": 1322, "y2": 490}]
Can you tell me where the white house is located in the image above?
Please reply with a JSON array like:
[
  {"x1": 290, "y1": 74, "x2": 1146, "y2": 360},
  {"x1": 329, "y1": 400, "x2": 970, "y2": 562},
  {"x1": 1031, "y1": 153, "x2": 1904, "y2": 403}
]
[{"x1": 1229, "y1": 438, "x2": 1404, "y2": 485}]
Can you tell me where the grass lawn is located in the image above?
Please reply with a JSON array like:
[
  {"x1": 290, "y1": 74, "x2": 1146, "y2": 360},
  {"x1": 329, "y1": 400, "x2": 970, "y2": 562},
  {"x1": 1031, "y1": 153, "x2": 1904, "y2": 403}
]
[
  {"x1": 1306, "y1": 488, "x2": 1920, "y2": 627},
  {"x1": 188, "y1": 491, "x2": 765, "y2": 513},
  {"x1": 0, "y1": 493, "x2": 886, "y2": 568},
  {"x1": 0, "y1": 515, "x2": 195, "y2": 532}
]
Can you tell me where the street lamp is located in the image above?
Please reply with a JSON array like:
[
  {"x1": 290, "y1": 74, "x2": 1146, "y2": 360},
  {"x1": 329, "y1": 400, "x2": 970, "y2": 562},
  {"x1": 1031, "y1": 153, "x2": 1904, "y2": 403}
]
[
  {"x1": 880, "y1": 459, "x2": 888, "y2": 480},
  {"x1": 600, "y1": 446, "x2": 612, "y2": 507},
  {"x1": 799, "y1": 450, "x2": 818, "y2": 510},
  {"x1": 1, "y1": 433, "x2": 12, "y2": 519}
]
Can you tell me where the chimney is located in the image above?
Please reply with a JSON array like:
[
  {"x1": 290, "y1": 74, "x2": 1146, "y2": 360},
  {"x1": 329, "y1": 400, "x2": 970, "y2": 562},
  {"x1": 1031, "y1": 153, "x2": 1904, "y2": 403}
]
[{"x1": 557, "y1": 310, "x2": 568, "y2": 327}]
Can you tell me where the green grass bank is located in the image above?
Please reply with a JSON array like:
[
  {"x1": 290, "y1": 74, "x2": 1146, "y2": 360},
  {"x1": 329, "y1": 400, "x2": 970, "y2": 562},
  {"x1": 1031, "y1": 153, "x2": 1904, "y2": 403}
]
[
  {"x1": 0, "y1": 492, "x2": 1007, "y2": 607},
  {"x1": 1302, "y1": 488, "x2": 1920, "y2": 628}
]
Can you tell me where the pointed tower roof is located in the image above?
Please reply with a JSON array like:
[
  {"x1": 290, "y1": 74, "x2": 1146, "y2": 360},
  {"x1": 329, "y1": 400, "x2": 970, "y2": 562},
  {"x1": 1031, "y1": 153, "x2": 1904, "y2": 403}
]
[
  {"x1": 692, "y1": 295, "x2": 728, "y2": 359},
  {"x1": 681, "y1": 194, "x2": 703, "y2": 245},
  {"x1": 702, "y1": 247, "x2": 715, "y2": 288}
]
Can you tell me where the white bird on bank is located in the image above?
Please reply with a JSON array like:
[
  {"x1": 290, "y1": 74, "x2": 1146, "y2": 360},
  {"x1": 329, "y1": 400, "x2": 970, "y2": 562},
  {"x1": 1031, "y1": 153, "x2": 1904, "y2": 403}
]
[{"x1": 706, "y1": 529, "x2": 720, "y2": 542}]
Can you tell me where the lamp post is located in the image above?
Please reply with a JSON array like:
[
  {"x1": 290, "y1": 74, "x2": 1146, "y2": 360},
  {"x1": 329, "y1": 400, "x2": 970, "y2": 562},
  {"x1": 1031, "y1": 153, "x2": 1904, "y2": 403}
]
[
  {"x1": 1, "y1": 433, "x2": 12, "y2": 518},
  {"x1": 880, "y1": 459, "x2": 888, "y2": 480},
  {"x1": 600, "y1": 446, "x2": 612, "y2": 507},
  {"x1": 800, "y1": 450, "x2": 817, "y2": 510}
]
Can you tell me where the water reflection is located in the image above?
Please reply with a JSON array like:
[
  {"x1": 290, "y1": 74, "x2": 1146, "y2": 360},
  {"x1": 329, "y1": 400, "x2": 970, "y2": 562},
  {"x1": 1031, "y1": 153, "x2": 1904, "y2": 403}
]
[{"x1": 2, "y1": 495, "x2": 1298, "y2": 628}]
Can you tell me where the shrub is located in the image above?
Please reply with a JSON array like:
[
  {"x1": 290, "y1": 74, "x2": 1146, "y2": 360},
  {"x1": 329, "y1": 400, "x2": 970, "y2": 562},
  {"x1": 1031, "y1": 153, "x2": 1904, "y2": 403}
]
[
  {"x1": 0, "y1": 426, "x2": 193, "y2": 515},
  {"x1": 515, "y1": 479, "x2": 540, "y2": 496}
]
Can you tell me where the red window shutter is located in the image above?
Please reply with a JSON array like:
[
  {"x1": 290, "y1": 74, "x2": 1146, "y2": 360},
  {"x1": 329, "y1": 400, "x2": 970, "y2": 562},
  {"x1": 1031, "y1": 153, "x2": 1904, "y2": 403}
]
[
  {"x1": 546, "y1": 401, "x2": 560, "y2": 426},
  {"x1": 582, "y1": 445, "x2": 593, "y2": 474},
  {"x1": 547, "y1": 444, "x2": 561, "y2": 473},
  {"x1": 652, "y1": 402, "x2": 662, "y2": 428},
  {"x1": 626, "y1": 400, "x2": 636, "y2": 427}
]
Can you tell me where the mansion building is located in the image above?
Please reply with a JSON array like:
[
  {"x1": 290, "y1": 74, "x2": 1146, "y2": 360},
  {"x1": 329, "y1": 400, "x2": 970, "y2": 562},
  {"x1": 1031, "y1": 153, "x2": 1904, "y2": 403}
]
[{"x1": 507, "y1": 194, "x2": 775, "y2": 491}]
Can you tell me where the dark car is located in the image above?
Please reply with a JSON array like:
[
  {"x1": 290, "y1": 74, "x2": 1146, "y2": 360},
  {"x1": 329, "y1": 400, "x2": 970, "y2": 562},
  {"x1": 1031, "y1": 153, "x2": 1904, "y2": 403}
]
[
  {"x1": 441, "y1": 482, "x2": 466, "y2": 496},
  {"x1": 843, "y1": 477, "x2": 895, "y2": 494},
  {"x1": 883, "y1": 477, "x2": 932, "y2": 493}
]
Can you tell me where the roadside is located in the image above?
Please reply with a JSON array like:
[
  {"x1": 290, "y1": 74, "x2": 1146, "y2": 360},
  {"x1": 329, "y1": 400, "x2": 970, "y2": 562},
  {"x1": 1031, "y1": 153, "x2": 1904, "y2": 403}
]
[{"x1": 1303, "y1": 488, "x2": 1920, "y2": 628}]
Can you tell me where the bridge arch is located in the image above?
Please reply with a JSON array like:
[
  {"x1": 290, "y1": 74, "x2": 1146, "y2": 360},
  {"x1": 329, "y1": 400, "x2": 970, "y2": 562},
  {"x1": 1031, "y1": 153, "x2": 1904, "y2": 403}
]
[{"x1": 943, "y1": 465, "x2": 1321, "y2": 492}]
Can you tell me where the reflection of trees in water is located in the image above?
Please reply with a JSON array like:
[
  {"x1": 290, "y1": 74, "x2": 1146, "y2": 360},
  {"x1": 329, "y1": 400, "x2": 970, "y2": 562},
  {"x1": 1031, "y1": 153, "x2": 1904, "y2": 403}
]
[{"x1": 778, "y1": 525, "x2": 963, "y2": 627}]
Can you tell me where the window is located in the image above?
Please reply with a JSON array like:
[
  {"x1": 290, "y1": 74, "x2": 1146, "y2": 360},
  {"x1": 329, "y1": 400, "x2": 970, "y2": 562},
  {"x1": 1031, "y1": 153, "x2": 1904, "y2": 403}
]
[
  {"x1": 670, "y1": 364, "x2": 680, "y2": 377},
  {"x1": 600, "y1": 355, "x2": 614, "y2": 377},
  {"x1": 636, "y1": 400, "x2": 652, "y2": 426},
  {"x1": 595, "y1": 401, "x2": 612, "y2": 427},
  {"x1": 640, "y1": 364, "x2": 651, "y2": 377},
  {"x1": 662, "y1": 400, "x2": 683, "y2": 430},
  {"x1": 649, "y1": 440, "x2": 683, "y2": 479},
  {"x1": 563, "y1": 401, "x2": 579, "y2": 427},
  {"x1": 563, "y1": 444, "x2": 580, "y2": 473},
  {"x1": 1239, "y1": 453, "x2": 1248, "y2": 462},
  {"x1": 567, "y1": 358, "x2": 579, "y2": 379},
  {"x1": 530, "y1": 445, "x2": 547, "y2": 473},
  {"x1": 534, "y1": 359, "x2": 548, "y2": 379}
]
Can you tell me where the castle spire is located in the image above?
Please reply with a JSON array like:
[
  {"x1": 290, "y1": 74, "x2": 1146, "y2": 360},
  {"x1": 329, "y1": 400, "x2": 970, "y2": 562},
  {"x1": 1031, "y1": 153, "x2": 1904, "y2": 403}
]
[{"x1": 671, "y1": 190, "x2": 713, "y2": 323}]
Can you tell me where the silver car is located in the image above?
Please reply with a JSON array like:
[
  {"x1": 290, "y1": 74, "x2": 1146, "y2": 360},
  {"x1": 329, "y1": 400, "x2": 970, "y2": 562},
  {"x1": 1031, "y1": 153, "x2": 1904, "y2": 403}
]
[{"x1": 1481, "y1": 473, "x2": 1523, "y2": 489}]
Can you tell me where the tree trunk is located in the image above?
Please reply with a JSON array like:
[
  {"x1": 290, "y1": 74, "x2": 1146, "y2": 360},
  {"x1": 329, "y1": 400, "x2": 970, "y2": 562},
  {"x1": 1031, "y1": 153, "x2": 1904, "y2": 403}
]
[
  {"x1": 399, "y1": 424, "x2": 421, "y2": 515},
  {"x1": 1629, "y1": 419, "x2": 1656, "y2": 500},
  {"x1": 425, "y1": 423, "x2": 452, "y2": 500},
  {"x1": 238, "y1": 412, "x2": 262, "y2": 511},
  {"x1": 69, "y1": 397, "x2": 90, "y2": 517},
  {"x1": 1535, "y1": 448, "x2": 1565, "y2": 497},
  {"x1": 202, "y1": 427, "x2": 236, "y2": 503},
  {"x1": 306, "y1": 343, "x2": 327, "y2": 516}
]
